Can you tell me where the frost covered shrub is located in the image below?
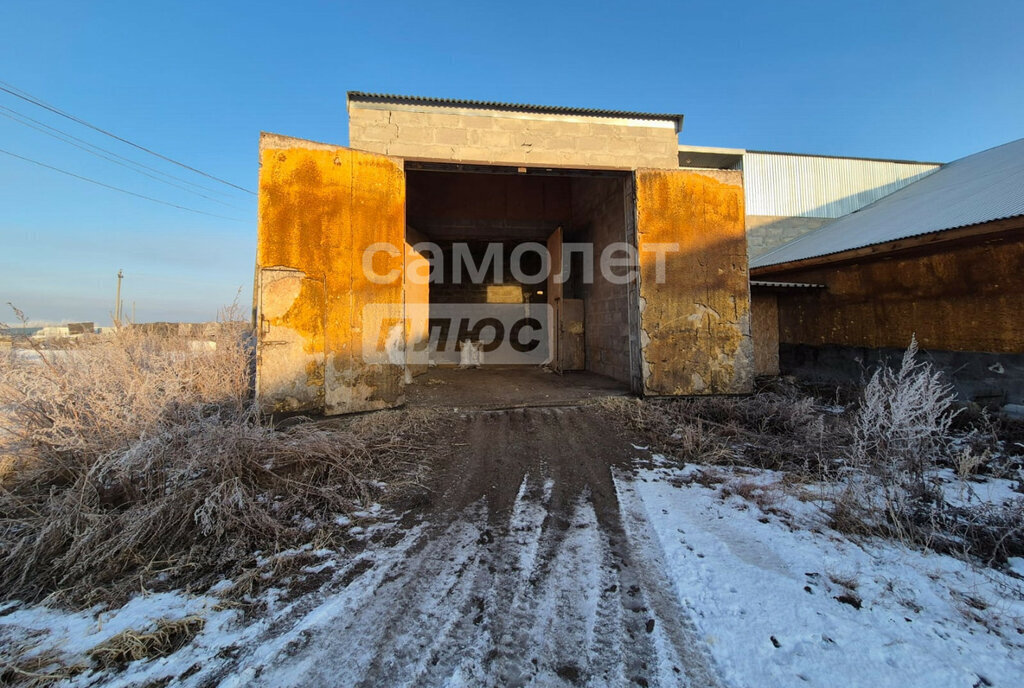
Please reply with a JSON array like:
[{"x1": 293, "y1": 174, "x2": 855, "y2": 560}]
[
  {"x1": 848, "y1": 336, "x2": 958, "y2": 493},
  {"x1": 833, "y1": 337, "x2": 960, "y2": 538}
]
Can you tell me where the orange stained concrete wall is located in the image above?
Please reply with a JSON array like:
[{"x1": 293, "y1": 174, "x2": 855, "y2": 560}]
[
  {"x1": 751, "y1": 292, "x2": 780, "y2": 376},
  {"x1": 634, "y1": 168, "x2": 753, "y2": 395},
  {"x1": 256, "y1": 133, "x2": 406, "y2": 415},
  {"x1": 755, "y1": 230, "x2": 1024, "y2": 354}
]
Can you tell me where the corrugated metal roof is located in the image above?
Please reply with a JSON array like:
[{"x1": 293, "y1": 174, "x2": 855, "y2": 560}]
[
  {"x1": 743, "y1": 152, "x2": 940, "y2": 218},
  {"x1": 347, "y1": 92, "x2": 684, "y2": 130},
  {"x1": 751, "y1": 138, "x2": 1024, "y2": 269}
]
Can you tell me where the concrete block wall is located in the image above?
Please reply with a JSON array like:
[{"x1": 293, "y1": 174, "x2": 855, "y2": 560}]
[
  {"x1": 571, "y1": 177, "x2": 632, "y2": 383},
  {"x1": 427, "y1": 243, "x2": 541, "y2": 306},
  {"x1": 349, "y1": 104, "x2": 679, "y2": 170},
  {"x1": 746, "y1": 215, "x2": 834, "y2": 258}
]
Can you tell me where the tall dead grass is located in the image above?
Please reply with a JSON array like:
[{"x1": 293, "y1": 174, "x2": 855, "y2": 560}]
[{"x1": 0, "y1": 310, "x2": 431, "y2": 607}]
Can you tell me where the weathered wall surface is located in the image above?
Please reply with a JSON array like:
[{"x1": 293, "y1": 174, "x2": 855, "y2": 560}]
[
  {"x1": 754, "y1": 229, "x2": 1024, "y2": 354},
  {"x1": 256, "y1": 133, "x2": 406, "y2": 415},
  {"x1": 746, "y1": 215, "x2": 833, "y2": 258},
  {"x1": 781, "y1": 344, "x2": 1024, "y2": 407},
  {"x1": 751, "y1": 291, "x2": 780, "y2": 376},
  {"x1": 406, "y1": 170, "x2": 572, "y2": 236},
  {"x1": 571, "y1": 176, "x2": 632, "y2": 383},
  {"x1": 634, "y1": 169, "x2": 753, "y2": 395},
  {"x1": 349, "y1": 103, "x2": 679, "y2": 170}
]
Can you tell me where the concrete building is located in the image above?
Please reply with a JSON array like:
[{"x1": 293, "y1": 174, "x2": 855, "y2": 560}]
[
  {"x1": 750, "y1": 138, "x2": 1024, "y2": 406},
  {"x1": 677, "y1": 146, "x2": 941, "y2": 258},
  {"x1": 255, "y1": 93, "x2": 753, "y2": 415}
]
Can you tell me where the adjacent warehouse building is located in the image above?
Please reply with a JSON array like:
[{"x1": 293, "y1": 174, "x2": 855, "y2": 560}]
[
  {"x1": 255, "y1": 93, "x2": 753, "y2": 415},
  {"x1": 678, "y1": 145, "x2": 941, "y2": 258},
  {"x1": 750, "y1": 138, "x2": 1024, "y2": 406}
]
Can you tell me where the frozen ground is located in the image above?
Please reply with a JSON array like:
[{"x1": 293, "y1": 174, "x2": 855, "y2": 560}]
[{"x1": 2, "y1": 407, "x2": 1023, "y2": 687}]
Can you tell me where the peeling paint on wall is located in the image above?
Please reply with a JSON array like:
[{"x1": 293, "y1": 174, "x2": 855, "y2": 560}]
[{"x1": 256, "y1": 267, "x2": 326, "y2": 412}]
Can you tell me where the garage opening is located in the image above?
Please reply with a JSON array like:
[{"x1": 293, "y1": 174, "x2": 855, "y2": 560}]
[{"x1": 402, "y1": 163, "x2": 636, "y2": 408}]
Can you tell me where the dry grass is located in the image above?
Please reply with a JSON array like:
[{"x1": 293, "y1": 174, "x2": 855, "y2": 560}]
[
  {"x1": 617, "y1": 341, "x2": 1024, "y2": 568},
  {"x1": 612, "y1": 378, "x2": 837, "y2": 473},
  {"x1": 0, "y1": 645, "x2": 85, "y2": 688},
  {"x1": 0, "y1": 307, "x2": 434, "y2": 607},
  {"x1": 87, "y1": 616, "x2": 205, "y2": 669}
]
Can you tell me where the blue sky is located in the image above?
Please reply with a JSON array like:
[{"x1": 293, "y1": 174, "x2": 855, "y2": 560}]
[{"x1": 1, "y1": 0, "x2": 1021, "y2": 324}]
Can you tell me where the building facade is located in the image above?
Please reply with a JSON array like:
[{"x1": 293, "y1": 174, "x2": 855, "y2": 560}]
[{"x1": 254, "y1": 93, "x2": 754, "y2": 415}]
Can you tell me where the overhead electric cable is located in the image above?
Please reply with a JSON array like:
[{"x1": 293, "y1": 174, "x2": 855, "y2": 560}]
[
  {"x1": 0, "y1": 80, "x2": 255, "y2": 194},
  {"x1": 0, "y1": 146, "x2": 244, "y2": 221},
  {"x1": 0, "y1": 103, "x2": 234, "y2": 197},
  {"x1": 0, "y1": 109, "x2": 242, "y2": 208}
]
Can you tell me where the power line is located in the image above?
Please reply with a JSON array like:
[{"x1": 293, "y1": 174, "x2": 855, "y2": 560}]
[
  {"x1": 0, "y1": 108, "x2": 243, "y2": 209},
  {"x1": 0, "y1": 103, "x2": 234, "y2": 197},
  {"x1": 0, "y1": 80, "x2": 255, "y2": 195},
  {"x1": 0, "y1": 146, "x2": 245, "y2": 221}
]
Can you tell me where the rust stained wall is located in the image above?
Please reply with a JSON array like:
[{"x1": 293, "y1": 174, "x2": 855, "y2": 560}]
[
  {"x1": 755, "y1": 230, "x2": 1024, "y2": 354},
  {"x1": 256, "y1": 133, "x2": 406, "y2": 415},
  {"x1": 635, "y1": 169, "x2": 753, "y2": 395},
  {"x1": 751, "y1": 292, "x2": 780, "y2": 376},
  {"x1": 255, "y1": 268, "x2": 326, "y2": 412}
]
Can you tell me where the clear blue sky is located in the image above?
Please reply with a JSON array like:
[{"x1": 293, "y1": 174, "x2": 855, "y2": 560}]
[{"x1": 1, "y1": 0, "x2": 1021, "y2": 324}]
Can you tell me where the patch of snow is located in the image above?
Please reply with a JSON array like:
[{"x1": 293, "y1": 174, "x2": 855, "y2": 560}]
[{"x1": 615, "y1": 465, "x2": 1024, "y2": 688}]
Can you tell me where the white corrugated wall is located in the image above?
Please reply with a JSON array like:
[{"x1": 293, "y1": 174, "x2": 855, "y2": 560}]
[{"x1": 742, "y1": 152, "x2": 940, "y2": 218}]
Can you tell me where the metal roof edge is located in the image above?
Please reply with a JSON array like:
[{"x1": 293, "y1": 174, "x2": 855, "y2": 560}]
[
  {"x1": 744, "y1": 149, "x2": 944, "y2": 166},
  {"x1": 750, "y1": 280, "x2": 826, "y2": 289},
  {"x1": 347, "y1": 91, "x2": 685, "y2": 131},
  {"x1": 751, "y1": 213, "x2": 1024, "y2": 272}
]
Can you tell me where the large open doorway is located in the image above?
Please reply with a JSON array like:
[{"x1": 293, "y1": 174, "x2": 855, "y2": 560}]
[{"x1": 402, "y1": 163, "x2": 637, "y2": 407}]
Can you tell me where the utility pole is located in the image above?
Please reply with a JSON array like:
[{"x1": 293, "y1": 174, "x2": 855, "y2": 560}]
[{"x1": 115, "y1": 269, "x2": 123, "y2": 325}]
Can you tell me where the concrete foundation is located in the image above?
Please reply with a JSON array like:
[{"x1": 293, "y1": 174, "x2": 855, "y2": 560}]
[{"x1": 781, "y1": 343, "x2": 1024, "y2": 407}]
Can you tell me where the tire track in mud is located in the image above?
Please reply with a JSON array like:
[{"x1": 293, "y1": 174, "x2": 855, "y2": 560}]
[{"x1": 247, "y1": 406, "x2": 724, "y2": 688}]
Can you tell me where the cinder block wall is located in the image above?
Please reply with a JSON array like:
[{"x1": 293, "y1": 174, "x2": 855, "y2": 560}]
[
  {"x1": 746, "y1": 215, "x2": 834, "y2": 258},
  {"x1": 572, "y1": 177, "x2": 633, "y2": 383},
  {"x1": 349, "y1": 104, "x2": 679, "y2": 170}
]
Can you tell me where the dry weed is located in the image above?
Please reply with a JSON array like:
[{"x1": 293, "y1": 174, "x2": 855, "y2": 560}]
[
  {"x1": 0, "y1": 307, "x2": 434, "y2": 607},
  {"x1": 88, "y1": 616, "x2": 205, "y2": 669}
]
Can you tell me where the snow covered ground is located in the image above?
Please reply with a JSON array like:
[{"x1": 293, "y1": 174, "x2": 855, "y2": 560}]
[
  {"x1": 616, "y1": 461, "x2": 1024, "y2": 688},
  {"x1": 2, "y1": 455, "x2": 1023, "y2": 687}
]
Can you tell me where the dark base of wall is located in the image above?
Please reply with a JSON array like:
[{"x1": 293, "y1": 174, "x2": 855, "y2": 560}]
[{"x1": 780, "y1": 344, "x2": 1024, "y2": 407}]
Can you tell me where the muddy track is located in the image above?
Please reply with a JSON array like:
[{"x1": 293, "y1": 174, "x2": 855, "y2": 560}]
[{"x1": 243, "y1": 406, "x2": 724, "y2": 687}]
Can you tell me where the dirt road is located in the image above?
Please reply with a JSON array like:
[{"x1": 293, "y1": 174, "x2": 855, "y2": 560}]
[{"x1": 229, "y1": 406, "x2": 723, "y2": 687}]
